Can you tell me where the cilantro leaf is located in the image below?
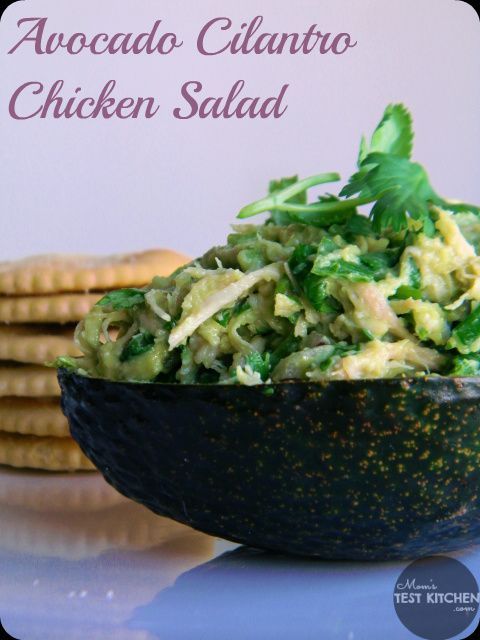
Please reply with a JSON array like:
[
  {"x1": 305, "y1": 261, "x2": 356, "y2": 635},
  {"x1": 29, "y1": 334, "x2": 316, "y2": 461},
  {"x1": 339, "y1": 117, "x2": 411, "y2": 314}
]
[
  {"x1": 275, "y1": 276, "x2": 292, "y2": 296},
  {"x1": 288, "y1": 244, "x2": 317, "y2": 278},
  {"x1": 359, "y1": 249, "x2": 400, "y2": 279},
  {"x1": 406, "y1": 256, "x2": 422, "y2": 288},
  {"x1": 302, "y1": 274, "x2": 341, "y2": 313},
  {"x1": 214, "y1": 309, "x2": 232, "y2": 327},
  {"x1": 439, "y1": 200, "x2": 480, "y2": 216},
  {"x1": 311, "y1": 258, "x2": 377, "y2": 282},
  {"x1": 269, "y1": 336, "x2": 301, "y2": 370},
  {"x1": 344, "y1": 214, "x2": 375, "y2": 237},
  {"x1": 316, "y1": 237, "x2": 339, "y2": 256},
  {"x1": 358, "y1": 104, "x2": 413, "y2": 166},
  {"x1": 447, "y1": 304, "x2": 480, "y2": 353},
  {"x1": 213, "y1": 301, "x2": 249, "y2": 327},
  {"x1": 392, "y1": 285, "x2": 423, "y2": 301},
  {"x1": 449, "y1": 354, "x2": 480, "y2": 377},
  {"x1": 97, "y1": 288, "x2": 146, "y2": 310},
  {"x1": 340, "y1": 153, "x2": 441, "y2": 232},
  {"x1": 245, "y1": 352, "x2": 271, "y2": 381},
  {"x1": 311, "y1": 246, "x2": 399, "y2": 283},
  {"x1": 120, "y1": 330, "x2": 155, "y2": 362},
  {"x1": 288, "y1": 243, "x2": 344, "y2": 312}
]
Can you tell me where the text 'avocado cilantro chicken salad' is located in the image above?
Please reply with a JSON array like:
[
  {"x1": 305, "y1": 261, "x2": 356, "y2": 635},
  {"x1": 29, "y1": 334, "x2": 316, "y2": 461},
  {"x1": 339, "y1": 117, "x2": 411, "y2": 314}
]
[{"x1": 58, "y1": 105, "x2": 480, "y2": 385}]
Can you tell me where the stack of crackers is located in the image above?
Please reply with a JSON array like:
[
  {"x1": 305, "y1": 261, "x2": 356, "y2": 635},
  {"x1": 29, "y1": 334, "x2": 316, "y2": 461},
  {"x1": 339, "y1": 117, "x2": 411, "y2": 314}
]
[{"x1": 0, "y1": 250, "x2": 188, "y2": 472}]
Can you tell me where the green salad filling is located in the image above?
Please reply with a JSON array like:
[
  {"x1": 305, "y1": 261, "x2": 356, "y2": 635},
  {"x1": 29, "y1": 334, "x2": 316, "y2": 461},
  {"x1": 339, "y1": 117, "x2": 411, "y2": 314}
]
[{"x1": 58, "y1": 105, "x2": 480, "y2": 385}]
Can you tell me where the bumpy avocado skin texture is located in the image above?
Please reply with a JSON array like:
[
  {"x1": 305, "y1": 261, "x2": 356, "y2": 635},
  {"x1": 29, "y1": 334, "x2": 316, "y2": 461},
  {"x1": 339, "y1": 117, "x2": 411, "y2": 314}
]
[{"x1": 59, "y1": 370, "x2": 480, "y2": 560}]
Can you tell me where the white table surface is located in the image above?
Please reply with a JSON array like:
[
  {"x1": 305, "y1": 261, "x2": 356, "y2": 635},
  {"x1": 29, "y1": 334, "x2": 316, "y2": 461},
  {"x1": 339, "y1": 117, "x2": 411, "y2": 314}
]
[{"x1": 1, "y1": 468, "x2": 479, "y2": 640}]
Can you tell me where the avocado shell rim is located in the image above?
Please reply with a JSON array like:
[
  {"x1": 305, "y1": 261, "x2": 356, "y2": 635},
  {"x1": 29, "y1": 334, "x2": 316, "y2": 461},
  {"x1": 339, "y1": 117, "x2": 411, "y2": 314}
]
[{"x1": 56, "y1": 369, "x2": 480, "y2": 389}]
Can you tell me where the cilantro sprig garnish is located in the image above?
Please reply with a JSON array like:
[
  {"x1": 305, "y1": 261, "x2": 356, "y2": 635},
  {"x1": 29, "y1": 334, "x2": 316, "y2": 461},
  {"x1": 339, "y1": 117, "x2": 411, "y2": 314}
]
[{"x1": 238, "y1": 104, "x2": 480, "y2": 232}]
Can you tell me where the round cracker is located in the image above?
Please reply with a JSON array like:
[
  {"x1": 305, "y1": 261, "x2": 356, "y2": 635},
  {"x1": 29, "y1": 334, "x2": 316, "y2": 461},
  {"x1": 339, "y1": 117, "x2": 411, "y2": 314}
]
[
  {"x1": 0, "y1": 397, "x2": 69, "y2": 437},
  {"x1": 0, "y1": 249, "x2": 189, "y2": 295},
  {"x1": 0, "y1": 432, "x2": 95, "y2": 471},
  {"x1": 0, "y1": 324, "x2": 79, "y2": 364},
  {"x1": 0, "y1": 293, "x2": 100, "y2": 324},
  {"x1": 0, "y1": 364, "x2": 60, "y2": 397},
  {"x1": 0, "y1": 467, "x2": 128, "y2": 511}
]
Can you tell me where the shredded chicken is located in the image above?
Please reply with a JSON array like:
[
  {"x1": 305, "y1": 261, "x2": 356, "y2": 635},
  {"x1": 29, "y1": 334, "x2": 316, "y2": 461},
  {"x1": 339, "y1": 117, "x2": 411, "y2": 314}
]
[
  {"x1": 332, "y1": 339, "x2": 445, "y2": 380},
  {"x1": 169, "y1": 263, "x2": 284, "y2": 350},
  {"x1": 347, "y1": 282, "x2": 412, "y2": 340}
]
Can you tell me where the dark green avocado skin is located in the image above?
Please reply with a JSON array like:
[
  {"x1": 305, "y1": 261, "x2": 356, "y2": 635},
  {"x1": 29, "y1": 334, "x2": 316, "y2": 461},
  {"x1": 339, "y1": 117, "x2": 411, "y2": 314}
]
[{"x1": 59, "y1": 370, "x2": 480, "y2": 560}]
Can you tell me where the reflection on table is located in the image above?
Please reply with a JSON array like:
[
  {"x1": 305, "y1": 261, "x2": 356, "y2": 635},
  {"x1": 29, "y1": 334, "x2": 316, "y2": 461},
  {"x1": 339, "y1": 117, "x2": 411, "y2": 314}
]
[
  {"x1": 2, "y1": 467, "x2": 479, "y2": 640},
  {"x1": 0, "y1": 468, "x2": 215, "y2": 640},
  {"x1": 129, "y1": 545, "x2": 480, "y2": 640}
]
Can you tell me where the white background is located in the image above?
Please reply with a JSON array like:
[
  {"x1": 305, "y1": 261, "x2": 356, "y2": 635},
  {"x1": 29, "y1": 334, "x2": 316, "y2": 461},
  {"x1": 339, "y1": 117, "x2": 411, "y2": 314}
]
[{"x1": 1, "y1": 0, "x2": 479, "y2": 261}]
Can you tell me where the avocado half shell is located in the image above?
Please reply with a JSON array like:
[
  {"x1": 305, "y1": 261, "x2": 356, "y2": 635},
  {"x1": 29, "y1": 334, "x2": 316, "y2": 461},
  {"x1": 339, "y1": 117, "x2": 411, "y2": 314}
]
[{"x1": 58, "y1": 370, "x2": 480, "y2": 560}]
